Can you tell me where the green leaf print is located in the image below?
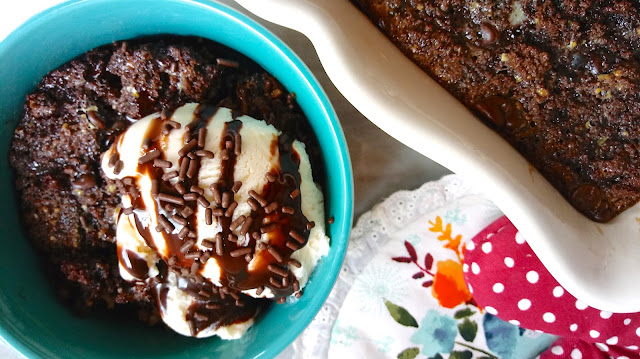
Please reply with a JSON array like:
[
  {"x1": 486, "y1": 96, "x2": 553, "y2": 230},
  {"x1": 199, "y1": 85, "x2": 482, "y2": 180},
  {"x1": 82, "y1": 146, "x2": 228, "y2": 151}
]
[
  {"x1": 397, "y1": 347, "x2": 420, "y2": 359},
  {"x1": 458, "y1": 318, "x2": 478, "y2": 342},
  {"x1": 454, "y1": 308, "x2": 475, "y2": 319},
  {"x1": 384, "y1": 299, "x2": 418, "y2": 327},
  {"x1": 449, "y1": 350, "x2": 473, "y2": 359}
]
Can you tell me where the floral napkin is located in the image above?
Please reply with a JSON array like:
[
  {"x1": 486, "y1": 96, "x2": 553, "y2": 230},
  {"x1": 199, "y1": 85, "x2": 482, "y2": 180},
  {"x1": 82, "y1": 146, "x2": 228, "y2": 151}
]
[
  {"x1": 283, "y1": 174, "x2": 640, "y2": 358},
  {"x1": 326, "y1": 176, "x2": 555, "y2": 359}
]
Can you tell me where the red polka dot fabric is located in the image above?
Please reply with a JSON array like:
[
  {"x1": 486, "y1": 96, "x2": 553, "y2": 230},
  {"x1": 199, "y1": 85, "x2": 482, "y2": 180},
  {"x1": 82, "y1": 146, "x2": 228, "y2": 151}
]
[{"x1": 463, "y1": 216, "x2": 640, "y2": 358}]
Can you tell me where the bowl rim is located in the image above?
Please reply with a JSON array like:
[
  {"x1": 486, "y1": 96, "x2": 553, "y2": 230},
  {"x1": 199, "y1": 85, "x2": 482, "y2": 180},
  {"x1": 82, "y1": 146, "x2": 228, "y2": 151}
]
[{"x1": 0, "y1": 0, "x2": 354, "y2": 357}]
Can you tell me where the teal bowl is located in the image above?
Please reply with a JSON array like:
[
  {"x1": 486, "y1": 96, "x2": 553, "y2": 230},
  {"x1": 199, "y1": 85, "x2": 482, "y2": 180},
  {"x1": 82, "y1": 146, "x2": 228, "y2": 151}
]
[{"x1": 0, "y1": 0, "x2": 353, "y2": 358}]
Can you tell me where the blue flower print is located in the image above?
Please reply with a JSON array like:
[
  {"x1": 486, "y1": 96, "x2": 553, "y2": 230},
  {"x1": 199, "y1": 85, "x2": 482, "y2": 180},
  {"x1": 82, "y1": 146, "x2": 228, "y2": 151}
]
[{"x1": 410, "y1": 309, "x2": 457, "y2": 357}]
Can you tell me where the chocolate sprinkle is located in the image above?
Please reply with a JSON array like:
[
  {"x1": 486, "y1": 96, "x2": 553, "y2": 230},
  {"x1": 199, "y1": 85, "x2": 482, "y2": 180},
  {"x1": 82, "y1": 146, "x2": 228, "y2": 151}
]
[
  {"x1": 179, "y1": 139, "x2": 198, "y2": 158},
  {"x1": 158, "y1": 215, "x2": 175, "y2": 233},
  {"x1": 277, "y1": 297, "x2": 286, "y2": 304},
  {"x1": 193, "y1": 312, "x2": 208, "y2": 321},
  {"x1": 260, "y1": 223, "x2": 278, "y2": 234},
  {"x1": 230, "y1": 247, "x2": 251, "y2": 257},
  {"x1": 229, "y1": 215, "x2": 246, "y2": 231},
  {"x1": 185, "y1": 251, "x2": 201, "y2": 260},
  {"x1": 161, "y1": 171, "x2": 178, "y2": 181},
  {"x1": 221, "y1": 192, "x2": 231, "y2": 209},
  {"x1": 181, "y1": 206, "x2": 194, "y2": 218},
  {"x1": 255, "y1": 286, "x2": 264, "y2": 296},
  {"x1": 205, "y1": 208, "x2": 213, "y2": 225},
  {"x1": 268, "y1": 246, "x2": 283, "y2": 263},
  {"x1": 286, "y1": 241, "x2": 299, "y2": 251},
  {"x1": 288, "y1": 258, "x2": 301, "y2": 268},
  {"x1": 231, "y1": 181, "x2": 242, "y2": 193},
  {"x1": 186, "y1": 157, "x2": 199, "y2": 179},
  {"x1": 197, "y1": 196, "x2": 210, "y2": 208},
  {"x1": 306, "y1": 221, "x2": 315, "y2": 230},
  {"x1": 265, "y1": 173, "x2": 276, "y2": 182},
  {"x1": 249, "y1": 190, "x2": 268, "y2": 207},
  {"x1": 267, "y1": 264, "x2": 289, "y2": 277},
  {"x1": 328, "y1": 216, "x2": 334, "y2": 224},
  {"x1": 138, "y1": 150, "x2": 161, "y2": 164},
  {"x1": 151, "y1": 179, "x2": 159, "y2": 197},
  {"x1": 113, "y1": 160, "x2": 124, "y2": 175},
  {"x1": 153, "y1": 159, "x2": 172, "y2": 168},
  {"x1": 173, "y1": 215, "x2": 187, "y2": 226},
  {"x1": 178, "y1": 226, "x2": 190, "y2": 239},
  {"x1": 108, "y1": 152, "x2": 119, "y2": 167},
  {"x1": 158, "y1": 193, "x2": 185, "y2": 205},
  {"x1": 175, "y1": 183, "x2": 186, "y2": 195},
  {"x1": 183, "y1": 193, "x2": 198, "y2": 201},
  {"x1": 202, "y1": 239, "x2": 215, "y2": 248},
  {"x1": 239, "y1": 217, "x2": 253, "y2": 236},
  {"x1": 195, "y1": 150, "x2": 214, "y2": 158},
  {"x1": 190, "y1": 186, "x2": 204, "y2": 195},
  {"x1": 198, "y1": 128, "x2": 207, "y2": 148},
  {"x1": 210, "y1": 183, "x2": 222, "y2": 205},
  {"x1": 142, "y1": 138, "x2": 152, "y2": 150},
  {"x1": 282, "y1": 206, "x2": 295, "y2": 214},
  {"x1": 289, "y1": 230, "x2": 305, "y2": 244},
  {"x1": 264, "y1": 202, "x2": 278, "y2": 214},
  {"x1": 289, "y1": 188, "x2": 299, "y2": 199},
  {"x1": 234, "y1": 133, "x2": 242, "y2": 156},
  {"x1": 216, "y1": 58, "x2": 240, "y2": 68},
  {"x1": 224, "y1": 201, "x2": 237, "y2": 217},
  {"x1": 212, "y1": 208, "x2": 224, "y2": 217},
  {"x1": 178, "y1": 157, "x2": 189, "y2": 181}
]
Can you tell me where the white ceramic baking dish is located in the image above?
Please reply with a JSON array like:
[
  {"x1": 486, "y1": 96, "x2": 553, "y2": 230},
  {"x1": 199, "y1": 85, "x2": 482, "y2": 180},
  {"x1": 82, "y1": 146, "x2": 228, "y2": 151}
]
[{"x1": 235, "y1": 0, "x2": 640, "y2": 313}]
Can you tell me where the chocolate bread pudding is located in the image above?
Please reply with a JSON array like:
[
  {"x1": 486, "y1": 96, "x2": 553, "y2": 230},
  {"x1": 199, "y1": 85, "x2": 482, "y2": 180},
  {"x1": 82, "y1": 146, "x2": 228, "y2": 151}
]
[
  {"x1": 8, "y1": 36, "x2": 330, "y2": 338},
  {"x1": 351, "y1": 0, "x2": 640, "y2": 222}
]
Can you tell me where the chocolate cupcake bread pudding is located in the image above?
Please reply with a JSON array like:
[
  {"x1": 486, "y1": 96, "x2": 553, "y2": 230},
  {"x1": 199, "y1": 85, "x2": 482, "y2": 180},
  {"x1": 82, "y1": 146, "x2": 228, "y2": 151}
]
[
  {"x1": 9, "y1": 36, "x2": 330, "y2": 338},
  {"x1": 351, "y1": 0, "x2": 640, "y2": 222}
]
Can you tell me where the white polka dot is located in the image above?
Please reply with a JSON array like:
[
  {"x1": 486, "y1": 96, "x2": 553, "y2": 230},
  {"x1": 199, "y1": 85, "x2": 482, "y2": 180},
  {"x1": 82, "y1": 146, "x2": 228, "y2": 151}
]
[
  {"x1": 509, "y1": 319, "x2": 520, "y2": 326},
  {"x1": 466, "y1": 241, "x2": 475, "y2": 251},
  {"x1": 485, "y1": 306, "x2": 498, "y2": 315},
  {"x1": 543, "y1": 312, "x2": 556, "y2": 323},
  {"x1": 471, "y1": 262, "x2": 480, "y2": 275},
  {"x1": 553, "y1": 286, "x2": 564, "y2": 297},
  {"x1": 526, "y1": 271, "x2": 539, "y2": 284},
  {"x1": 590, "y1": 330, "x2": 600, "y2": 338},
  {"x1": 504, "y1": 257, "x2": 515, "y2": 268},
  {"x1": 595, "y1": 343, "x2": 608, "y2": 352},
  {"x1": 570, "y1": 348, "x2": 582, "y2": 359},
  {"x1": 606, "y1": 336, "x2": 618, "y2": 345},
  {"x1": 515, "y1": 232, "x2": 526, "y2": 244},
  {"x1": 635, "y1": 326, "x2": 640, "y2": 337},
  {"x1": 551, "y1": 346, "x2": 564, "y2": 355},
  {"x1": 624, "y1": 318, "x2": 631, "y2": 325},
  {"x1": 463, "y1": 263, "x2": 469, "y2": 273},
  {"x1": 618, "y1": 356, "x2": 630, "y2": 359},
  {"x1": 626, "y1": 345, "x2": 638, "y2": 350},
  {"x1": 518, "y1": 298, "x2": 532, "y2": 311},
  {"x1": 600, "y1": 311, "x2": 612, "y2": 319},
  {"x1": 575, "y1": 300, "x2": 588, "y2": 310},
  {"x1": 482, "y1": 242, "x2": 492, "y2": 253},
  {"x1": 493, "y1": 283, "x2": 504, "y2": 293},
  {"x1": 570, "y1": 323, "x2": 578, "y2": 332}
]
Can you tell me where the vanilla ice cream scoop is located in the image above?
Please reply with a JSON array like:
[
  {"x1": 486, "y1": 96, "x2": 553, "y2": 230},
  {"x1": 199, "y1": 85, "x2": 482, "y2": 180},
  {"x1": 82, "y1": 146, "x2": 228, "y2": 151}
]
[{"x1": 101, "y1": 103, "x2": 329, "y2": 338}]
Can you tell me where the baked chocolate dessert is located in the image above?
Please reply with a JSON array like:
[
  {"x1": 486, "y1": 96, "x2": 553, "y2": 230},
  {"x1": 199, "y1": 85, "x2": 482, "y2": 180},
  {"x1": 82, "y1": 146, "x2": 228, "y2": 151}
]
[
  {"x1": 351, "y1": 0, "x2": 640, "y2": 222},
  {"x1": 9, "y1": 36, "x2": 328, "y2": 337}
]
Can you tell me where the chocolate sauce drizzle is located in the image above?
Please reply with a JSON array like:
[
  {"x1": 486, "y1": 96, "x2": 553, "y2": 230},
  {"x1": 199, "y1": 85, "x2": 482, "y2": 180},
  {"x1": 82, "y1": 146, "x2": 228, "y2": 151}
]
[{"x1": 111, "y1": 104, "x2": 312, "y2": 335}]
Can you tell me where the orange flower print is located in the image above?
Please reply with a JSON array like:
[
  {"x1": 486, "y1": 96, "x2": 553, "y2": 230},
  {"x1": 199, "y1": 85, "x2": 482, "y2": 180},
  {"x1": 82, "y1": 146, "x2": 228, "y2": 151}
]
[
  {"x1": 392, "y1": 216, "x2": 477, "y2": 309},
  {"x1": 432, "y1": 259, "x2": 472, "y2": 309}
]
